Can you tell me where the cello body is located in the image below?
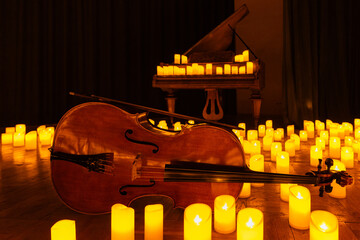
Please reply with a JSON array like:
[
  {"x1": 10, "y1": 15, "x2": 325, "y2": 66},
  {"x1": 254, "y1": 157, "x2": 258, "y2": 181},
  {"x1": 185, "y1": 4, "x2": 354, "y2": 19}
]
[{"x1": 51, "y1": 102, "x2": 245, "y2": 214}]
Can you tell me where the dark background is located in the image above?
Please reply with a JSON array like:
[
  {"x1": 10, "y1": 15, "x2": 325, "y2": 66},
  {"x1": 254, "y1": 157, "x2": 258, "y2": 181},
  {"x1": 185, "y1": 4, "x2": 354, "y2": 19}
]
[{"x1": 0, "y1": 0, "x2": 360, "y2": 128}]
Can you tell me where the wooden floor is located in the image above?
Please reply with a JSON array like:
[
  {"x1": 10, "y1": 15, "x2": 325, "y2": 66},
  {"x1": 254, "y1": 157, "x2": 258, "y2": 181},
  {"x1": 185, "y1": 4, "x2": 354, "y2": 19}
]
[{"x1": 0, "y1": 129, "x2": 360, "y2": 239}]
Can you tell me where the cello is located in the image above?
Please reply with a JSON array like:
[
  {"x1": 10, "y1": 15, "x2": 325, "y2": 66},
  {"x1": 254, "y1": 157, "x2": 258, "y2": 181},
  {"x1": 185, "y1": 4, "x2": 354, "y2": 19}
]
[{"x1": 50, "y1": 93, "x2": 352, "y2": 214}]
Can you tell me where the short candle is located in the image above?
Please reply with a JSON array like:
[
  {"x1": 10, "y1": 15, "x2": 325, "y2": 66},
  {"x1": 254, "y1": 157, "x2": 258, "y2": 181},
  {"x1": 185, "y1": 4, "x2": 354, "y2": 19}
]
[
  {"x1": 258, "y1": 125, "x2": 266, "y2": 137},
  {"x1": 262, "y1": 135, "x2": 273, "y2": 151},
  {"x1": 15, "y1": 124, "x2": 26, "y2": 133},
  {"x1": 25, "y1": 131, "x2": 37, "y2": 150},
  {"x1": 247, "y1": 130, "x2": 258, "y2": 141},
  {"x1": 250, "y1": 140, "x2": 261, "y2": 156},
  {"x1": 51, "y1": 219, "x2": 76, "y2": 240},
  {"x1": 287, "y1": 125, "x2": 294, "y2": 136},
  {"x1": 299, "y1": 130, "x2": 308, "y2": 141},
  {"x1": 249, "y1": 154, "x2": 264, "y2": 187},
  {"x1": 184, "y1": 203, "x2": 212, "y2": 240},
  {"x1": 237, "y1": 208, "x2": 263, "y2": 240},
  {"x1": 214, "y1": 195, "x2": 236, "y2": 234},
  {"x1": 1, "y1": 133, "x2": 13, "y2": 144},
  {"x1": 13, "y1": 132, "x2": 25, "y2": 147},
  {"x1": 265, "y1": 120, "x2": 273, "y2": 129},
  {"x1": 310, "y1": 210, "x2": 338, "y2": 240},
  {"x1": 280, "y1": 183, "x2": 297, "y2": 202}
]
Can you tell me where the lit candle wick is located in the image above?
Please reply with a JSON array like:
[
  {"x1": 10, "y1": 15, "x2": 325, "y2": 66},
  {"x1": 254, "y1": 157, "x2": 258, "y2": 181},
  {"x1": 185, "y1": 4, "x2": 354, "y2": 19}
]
[
  {"x1": 319, "y1": 222, "x2": 328, "y2": 232},
  {"x1": 222, "y1": 203, "x2": 228, "y2": 211},
  {"x1": 194, "y1": 215, "x2": 202, "y2": 225},
  {"x1": 296, "y1": 192, "x2": 303, "y2": 199},
  {"x1": 246, "y1": 217, "x2": 255, "y2": 228}
]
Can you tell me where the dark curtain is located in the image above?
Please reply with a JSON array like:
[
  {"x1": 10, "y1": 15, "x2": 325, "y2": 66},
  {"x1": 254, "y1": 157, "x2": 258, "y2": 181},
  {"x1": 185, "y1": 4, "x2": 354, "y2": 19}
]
[
  {"x1": 283, "y1": 0, "x2": 360, "y2": 128},
  {"x1": 0, "y1": 0, "x2": 234, "y2": 127}
]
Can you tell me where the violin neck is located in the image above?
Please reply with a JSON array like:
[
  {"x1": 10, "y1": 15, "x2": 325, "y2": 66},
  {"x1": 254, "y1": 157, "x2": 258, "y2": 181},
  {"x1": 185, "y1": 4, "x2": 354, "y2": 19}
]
[{"x1": 134, "y1": 160, "x2": 318, "y2": 185}]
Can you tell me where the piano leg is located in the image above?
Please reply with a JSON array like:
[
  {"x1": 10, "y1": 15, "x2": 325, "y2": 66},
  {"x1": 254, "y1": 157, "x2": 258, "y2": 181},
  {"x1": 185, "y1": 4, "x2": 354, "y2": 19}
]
[
  {"x1": 165, "y1": 90, "x2": 176, "y2": 124},
  {"x1": 250, "y1": 90, "x2": 262, "y2": 128}
]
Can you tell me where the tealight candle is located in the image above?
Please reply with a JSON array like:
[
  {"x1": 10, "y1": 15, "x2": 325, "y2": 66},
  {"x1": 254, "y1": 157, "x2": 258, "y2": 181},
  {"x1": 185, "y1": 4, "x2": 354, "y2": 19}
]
[
  {"x1": 111, "y1": 204, "x2": 135, "y2": 240},
  {"x1": 51, "y1": 219, "x2": 76, "y2": 240},
  {"x1": 237, "y1": 208, "x2": 263, "y2": 240},
  {"x1": 285, "y1": 139, "x2": 295, "y2": 157},
  {"x1": 249, "y1": 154, "x2": 264, "y2": 187},
  {"x1": 271, "y1": 142, "x2": 282, "y2": 162},
  {"x1": 299, "y1": 130, "x2": 308, "y2": 141},
  {"x1": 276, "y1": 151, "x2": 289, "y2": 174},
  {"x1": 290, "y1": 134, "x2": 300, "y2": 150},
  {"x1": 265, "y1": 120, "x2": 273, "y2": 129},
  {"x1": 1, "y1": 133, "x2": 13, "y2": 144},
  {"x1": 247, "y1": 130, "x2": 258, "y2": 141},
  {"x1": 320, "y1": 131, "x2": 329, "y2": 145},
  {"x1": 239, "y1": 66, "x2": 246, "y2": 74},
  {"x1": 25, "y1": 131, "x2": 37, "y2": 150},
  {"x1": 250, "y1": 140, "x2": 261, "y2": 156},
  {"x1": 214, "y1": 195, "x2": 236, "y2": 234},
  {"x1": 224, "y1": 64, "x2": 231, "y2": 74},
  {"x1": 246, "y1": 62, "x2": 253, "y2": 74},
  {"x1": 289, "y1": 186, "x2": 311, "y2": 230},
  {"x1": 329, "y1": 160, "x2": 346, "y2": 199},
  {"x1": 262, "y1": 135, "x2": 273, "y2": 151},
  {"x1": 216, "y1": 67, "x2": 223, "y2": 75},
  {"x1": 287, "y1": 125, "x2": 294, "y2": 137},
  {"x1": 15, "y1": 124, "x2": 26, "y2": 133},
  {"x1": 145, "y1": 204, "x2": 163, "y2": 240},
  {"x1": 184, "y1": 203, "x2": 212, "y2": 240},
  {"x1": 310, "y1": 146, "x2": 323, "y2": 167},
  {"x1": 280, "y1": 183, "x2": 297, "y2": 202},
  {"x1": 341, "y1": 146, "x2": 354, "y2": 168},
  {"x1": 258, "y1": 125, "x2": 265, "y2": 137},
  {"x1": 242, "y1": 50, "x2": 250, "y2": 61},
  {"x1": 239, "y1": 183, "x2": 251, "y2": 198},
  {"x1": 329, "y1": 137, "x2": 341, "y2": 159},
  {"x1": 310, "y1": 210, "x2": 338, "y2": 240},
  {"x1": 13, "y1": 132, "x2": 25, "y2": 147}
]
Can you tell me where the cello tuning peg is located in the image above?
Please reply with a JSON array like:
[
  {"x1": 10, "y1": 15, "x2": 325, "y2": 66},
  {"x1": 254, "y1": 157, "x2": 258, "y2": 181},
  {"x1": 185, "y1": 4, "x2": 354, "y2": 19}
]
[
  {"x1": 325, "y1": 185, "x2": 333, "y2": 193},
  {"x1": 317, "y1": 159, "x2": 322, "y2": 173},
  {"x1": 319, "y1": 186, "x2": 324, "y2": 197},
  {"x1": 325, "y1": 158, "x2": 334, "y2": 171}
]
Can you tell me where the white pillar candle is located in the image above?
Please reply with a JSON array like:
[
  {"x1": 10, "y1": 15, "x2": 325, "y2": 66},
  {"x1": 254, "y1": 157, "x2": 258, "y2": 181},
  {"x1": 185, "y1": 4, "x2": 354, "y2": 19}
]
[
  {"x1": 157, "y1": 66, "x2": 164, "y2": 75},
  {"x1": 265, "y1": 120, "x2": 273, "y2": 129},
  {"x1": 310, "y1": 146, "x2": 322, "y2": 167},
  {"x1": 25, "y1": 131, "x2": 37, "y2": 150},
  {"x1": 273, "y1": 130, "x2": 282, "y2": 141},
  {"x1": 111, "y1": 204, "x2": 134, "y2": 240},
  {"x1": 15, "y1": 124, "x2": 26, "y2": 133},
  {"x1": 13, "y1": 132, "x2": 25, "y2": 147},
  {"x1": 242, "y1": 50, "x2": 250, "y2": 62},
  {"x1": 285, "y1": 139, "x2": 296, "y2": 157},
  {"x1": 271, "y1": 142, "x2": 282, "y2": 162},
  {"x1": 262, "y1": 135, "x2": 273, "y2": 151},
  {"x1": 174, "y1": 54, "x2": 181, "y2": 64},
  {"x1": 355, "y1": 128, "x2": 360, "y2": 139},
  {"x1": 320, "y1": 131, "x2": 329, "y2": 145},
  {"x1": 299, "y1": 130, "x2": 308, "y2": 141},
  {"x1": 231, "y1": 65, "x2": 239, "y2": 74},
  {"x1": 246, "y1": 62, "x2": 254, "y2": 74},
  {"x1": 224, "y1": 64, "x2": 231, "y2": 74},
  {"x1": 192, "y1": 63, "x2": 198, "y2": 75},
  {"x1": 329, "y1": 137, "x2": 341, "y2": 159},
  {"x1": 181, "y1": 55, "x2": 188, "y2": 64},
  {"x1": 237, "y1": 208, "x2": 263, "y2": 240},
  {"x1": 276, "y1": 151, "x2": 289, "y2": 174},
  {"x1": 249, "y1": 154, "x2": 264, "y2": 187},
  {"x1": 316, "y1": 122, "x2": 325, "y2": 136},
  {"x1": 290, "y1": 134, "x2": 300, "y2": 150},
  {"x1": 239, "y1": 66, "x2": 246, "y2": 74},
  {"x1": 238, "y1": 123, "x2": 246, "y2": 137},
  {"x1": 344, "y1": 136, "x2": 354, "y2": 147},
  {"x1": 310, "y1": 210, "x2": 338, "y2": 240},
  {"x1": 341, "y1": 146, "x2": 354, "y2": 168},
  {"x1": 250, "y1": 140, "x2": 261, "y2": 156},
  {"x1": 184, "y1": 203, "x2": 212, "y2": 240},
  {"x1": 1, "y1": 133, "x2": 13, "y2": 144},
  {"x1": 355, "y1": 118, "x2": 360, "y2": 129},
  {"x1": 247, "y1": 130, "x2": 258, "y2": 141},
  {"x1": 214, "y1": 195, "x2": 236, "y2": 234},
  {"x1": 39, "y1": 129, "x2": 52, "y2": 146},
  {"x1": 287, "y1": 125, "x2": 294, "y2": 137},
  {"x1": 265, "y1": 128, "x2": 274, "y2": 137},
  {"x1": 239, "y1": 183, "x2": 251, "y2": 198},
  {"x1": 258, "y1": 125, "x2": 265, "y2": 137},
  {"x1": 315, "y1": 137, "x2": 325, "y2": 150},
  {"x1": 216, "y1": 67, "x2": 223, "y2": 75},
  {"x1": 145, "y1": 204, "x2": 163, "y2": 240},
  {"x1": 289, "y1": 186, "x2": 311, "y2": 230},
  {"x1": 51, "y1": 219, "x2": 76, "y2": 240},
  {"x1": 186, "y1": 66, "x2": 193, "y2": 75}
]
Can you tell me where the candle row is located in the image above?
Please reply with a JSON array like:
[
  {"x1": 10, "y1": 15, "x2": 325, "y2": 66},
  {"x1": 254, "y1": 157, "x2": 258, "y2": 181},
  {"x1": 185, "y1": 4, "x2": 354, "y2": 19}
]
[
  {"x1": 1, "y1": 124, "x2": 54, "y2": 149},
  {"x1": 172, "y1": 50, "x2": 250, "y2": 65},
  {"x1": 157, "y1": 62, "x2": 254, "y2": 76}
]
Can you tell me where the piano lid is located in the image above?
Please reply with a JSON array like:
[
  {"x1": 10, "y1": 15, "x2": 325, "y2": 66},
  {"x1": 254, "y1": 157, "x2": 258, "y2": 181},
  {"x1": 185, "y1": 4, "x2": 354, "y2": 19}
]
[{"x1": 183, "y1": 4, "x2": 249, "y2": 57}]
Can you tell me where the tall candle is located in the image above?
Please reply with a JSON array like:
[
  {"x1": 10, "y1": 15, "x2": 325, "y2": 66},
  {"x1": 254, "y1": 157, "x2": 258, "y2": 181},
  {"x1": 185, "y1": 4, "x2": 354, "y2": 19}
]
[
  {"x1": 25, "y1": 131, "x2": 37, "y2": 150},
  {"x1": 287, "y1": 125, "x2": 294, "y2": 136},
  {"x1": 246, "y1": 62, "x2": 254, "y2": 74},
  {"x1": 290, "y1": 134, "x2": 300, "y2": 150},
  {"x1": 181, "y1": 55, "x2": 188, "y2": 64},
  {"x1": 247, "y1": 130, "x2": 258, "y2": 141},
  {"x1": 355, "y1": 118, "x2": 360, "y2": 129},
  {"x1": 278, "y1": 128, "x2": 285, "y2": 139},
  {"x1": 1, "y1": 133, "x2": 13, "y2": 144},
  {"x1": 276, "y1": 151, "x2": 289, "y2": 174},
  {"x1": 184, "y1": 203, "x2": 212, "y2": 240},
  {"x1": 338, "y1": 125, "x2": 345, "y2": 139},
  {"x1": 329, "y1": 137, "x2": 341, "y2": 159},
  {"x1": 273, "y1": 130, "x2": 282, "y2": 141},
  {"x1": 242, "y1": 140, "x2": 252, "y2": 154},
  {"x1": 174, "y1": 54, "x2": 181, "y2": 64},
  {"x1": 249, "y1": 154, "x2": 264, "y2": 187},
  {"x1": 315, "y1": 137, "x2": 325, "y2": 150},
  {"x1": 238, "y1": 123, "x2": 246, "y2": 137},
  {"x1": 250, "y1": 140, "x2": 261, "y2": 156},
  {"x1": 192, "y1": 63, "x2": 198, "y2": 75},
  {"x1": 307, "y1": 124, "x2": 315, "y2": 139},
  {"x1": 310, "y1": 211, "x2": 338, "y2": 240},
  {"x1": 216, "y1": 67, "x2": 223, "y2": 75},
  {"x1": 258, "y1": 125, "x2": 265, "y2": 137},
  {"x1": 198, "y1": 65, "x2": 204, "y2": 75},
  {"x1": 316, "y1": 122, "x2": 325, "y2": 136},
  {"x1": 271, "y1": 142, "x2": 282, "y2": 162},
  {"x1": 329, "y1": 160, "x2": 346, "y2": 199},
  {"x1": 285, "y1": 139, "x2": 296, "y2": 157},
  {"x1": 214, "y1": 195, "x2": 236, "y2": 234},
  {"x1": 341, "y1": 146, "x2": 354, "y2": 168},
  {"x1": 111, "y1": 204, "x2": 134, "y2": 240},
  {"x1": 224, "y1": 64, "x2": 231, "y2": 74},
  {"x1": 289, "y1": 186, "x2": 311, "y2": 230},
  {"x1": 232, "y1": 66, "x2": 239, "y2": 74},
  {"x1": 239, "y1": 66, "x2": 246, "y2": 74},
  {"x1": 13, "y1": 132, "x2": 25, "y2": 147},
  {"x1": 51, "y1": 219, "x2": 76, "y2": 240},
  {"x1": 242, "y1": 50, "x2": 250, "y2": 62},
  {"x1": 39, "y1": 129, "x2": 52, "y2": 146},
  {"x1": 355, "y1": 128, "x2": 360, "y2": 139},
  {"x1": 145, "y1": 204, "x2": 163, "y2": 240},
  {"x1": 237, "y1": 208, "x2": 263, "y2": 240},
  {"x1": 5, "y1": 127, "x2": 15, "y2": 133},
  {"x1": 299, "y1": 130, "x2": 308, "y2": 141},
  {"x1": 239, "y1": 183, "x2": 251, "y2": 198},
  {"x1": 310, "y1": 146, "x2": 322, "y2": 167},
  {"x1": 262, "y1": 135, "x2": 273, "y2": 151}
]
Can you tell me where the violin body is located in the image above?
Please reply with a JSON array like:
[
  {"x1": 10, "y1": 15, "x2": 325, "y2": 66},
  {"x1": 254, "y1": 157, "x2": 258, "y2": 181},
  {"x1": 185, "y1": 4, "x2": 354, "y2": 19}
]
[{"x1": 51, "y1": 102, "x2": 245, "y2": 214}]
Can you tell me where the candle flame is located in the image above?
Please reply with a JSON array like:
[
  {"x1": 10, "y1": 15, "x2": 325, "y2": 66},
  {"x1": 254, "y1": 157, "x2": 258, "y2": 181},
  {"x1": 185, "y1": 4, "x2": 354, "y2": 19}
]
[
  {"x1": 319, "y1": 222, "x2": 328, "y2": 232},
  {"x1": 193, "y1": 215, "x2": 202, "y2": 226},
  {"x1": 222, "y1": 203, "x2": 228, "y2": 211},
  {"x1": 334, "y1": 165, "x2": 339, "y2": 171},
  {"x1": 296, "y1": 192, "x2": 303, "y2": 199},
  {"x1": 246, "y1": 217, "x2": 255, "y2": 228}
]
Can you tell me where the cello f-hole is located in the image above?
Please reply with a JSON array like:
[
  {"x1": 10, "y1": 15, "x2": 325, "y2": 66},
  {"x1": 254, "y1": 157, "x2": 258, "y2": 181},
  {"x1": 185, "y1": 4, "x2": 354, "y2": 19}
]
[
  {"x1": 124, "y1": 129, "x2": 160, "y2": 153},
  {"x1": 119, "y1": 179, "x2": 156, "y2": 195}
]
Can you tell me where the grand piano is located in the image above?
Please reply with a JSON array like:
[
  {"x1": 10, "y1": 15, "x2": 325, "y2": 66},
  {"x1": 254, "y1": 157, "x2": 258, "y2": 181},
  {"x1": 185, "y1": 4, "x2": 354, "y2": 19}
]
[{"x1": 152, "y1": 4, "x2": 264, "y2": 127}]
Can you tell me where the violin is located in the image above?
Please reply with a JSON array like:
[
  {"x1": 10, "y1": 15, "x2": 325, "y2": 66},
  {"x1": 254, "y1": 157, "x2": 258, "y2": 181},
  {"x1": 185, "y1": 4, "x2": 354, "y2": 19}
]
[{"x1": 50, "y1": 94, "x2": 353, "y2": 214}]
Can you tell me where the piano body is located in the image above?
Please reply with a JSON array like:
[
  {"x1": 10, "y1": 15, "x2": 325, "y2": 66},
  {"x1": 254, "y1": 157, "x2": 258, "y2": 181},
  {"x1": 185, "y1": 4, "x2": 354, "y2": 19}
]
[{"x1": 152, "y1": 4, "x2": 264, "y2": 127}]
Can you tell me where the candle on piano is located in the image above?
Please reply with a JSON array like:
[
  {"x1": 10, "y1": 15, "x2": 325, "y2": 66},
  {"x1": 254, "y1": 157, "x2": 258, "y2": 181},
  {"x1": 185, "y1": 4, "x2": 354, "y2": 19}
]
[
  {"x1": 198, "y1": 65, "x2": 205, "y2": 75},
  {"x1": 246, "y1": 62, "x2": 254, "y2": 74},
  {"x1": 192, "y1": 63, "x2": 199, "y2": 75},
  {"x1": 224, "y1": 64, "x2": 231, "y2": 74},
  {"x1": 310, "y1": 146, "x2": 322, "y2": 167},
  {"x1": 310, "y1": 211, "x2": 338, "y2": 240},
  {"x1": 242, "y1": 50, "x2": 249, "y2": 62},
  {"x1": 237, "y1": 208, "x2": 263, "y2": 240},
  {"x1": 51, "y1": 219, "x2": 76, "y2": 240},
  {"x1": 145, "y1": 204, "x2": 163, "y2": 240},
  {"x1": 216, "y1": 67, "x2": 223, "y2": 75},
  {"x1": 214, "y1": 195, "x2": 236, "y2": 234},
  {"x1": 231, "y1": 65, "x2": 239, "y2": 74},
  {"x1": 179, "y1": 67, "x2": 186, "y2": 75},
  {"x1": 111, "y1": 204, "x2": 135, "y2": 240},
  {"x1": 181, "y1": 55, "x2": 188, "y2": 64},
  {"x1": 1, "y1": 133, "x2": 13, "y2": 144},
  {"x1": 184, "y1": 203, "x2": 212, "y2": 240},
  {"x1": 174, "y1": 66, "x2": 180, "y2": 75},
  {"x1": 157, "y1": 66, "x2": 164, "y2": 76},
  {"x1": 174, "y1": 54, "x2": 181, "y2": 64},
  {"x1": 234, "y1": 54, "x2": 243, "y2": 62},
  {"x1": 289, "y1": 185, "x2": 311, "y2": 230},
  {"x1": 205, "y1": 64, "x2": 212, "y2": 75},
  {"x1": 186, "y1": 66, "x2": 193, "y2": 75},
  {"x1": 239, "y1": 66, "x2": 246, "y2": 74}
]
